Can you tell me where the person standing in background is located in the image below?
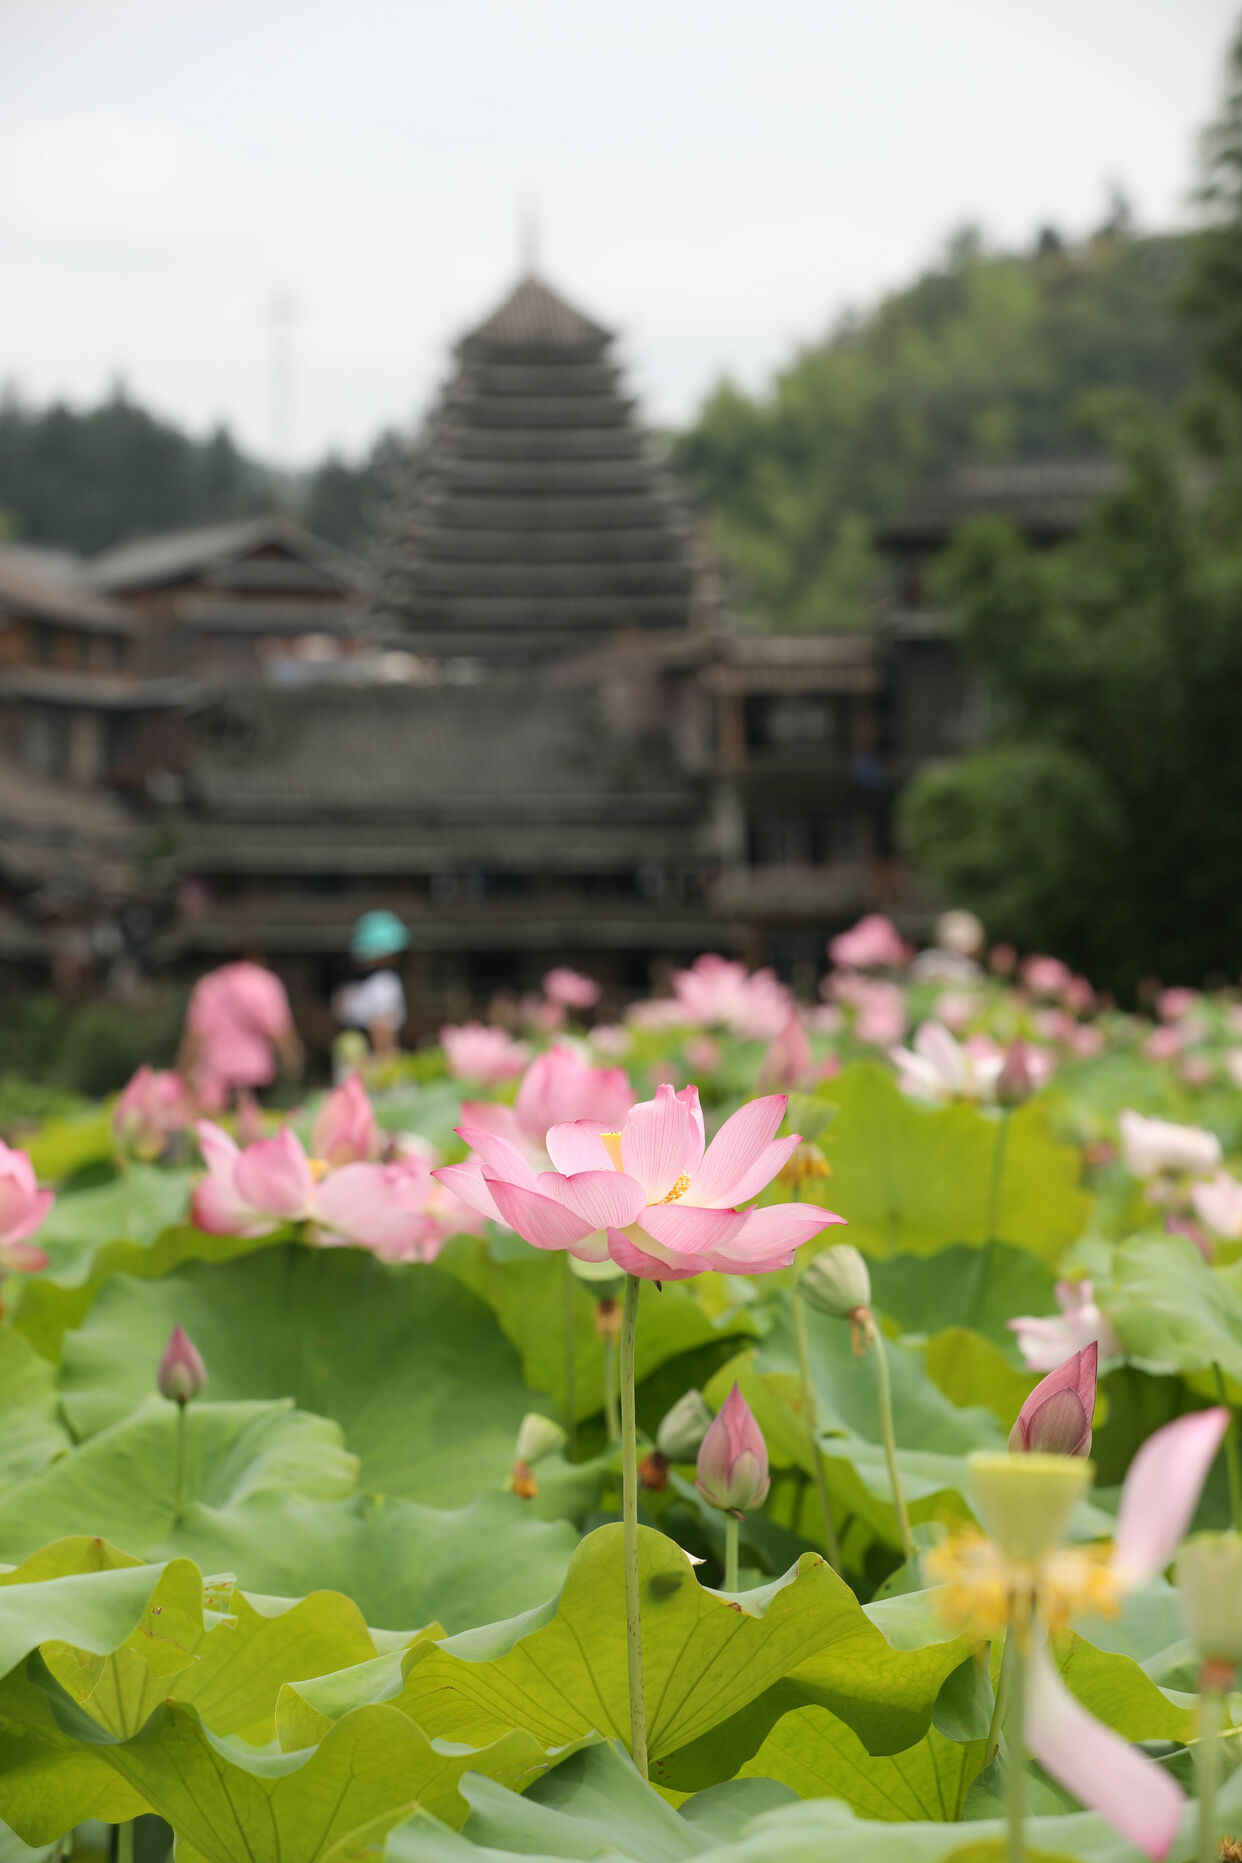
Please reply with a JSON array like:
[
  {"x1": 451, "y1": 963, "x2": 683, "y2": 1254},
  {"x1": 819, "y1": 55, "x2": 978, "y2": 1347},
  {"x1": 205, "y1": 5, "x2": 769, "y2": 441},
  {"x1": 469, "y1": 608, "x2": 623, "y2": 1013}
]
[
  {"x1": 333, "y1": 911, "x2": 409, "y2": 1072},
  {"x1": 178, "y1": 951, "x2": 302, "y2": 1112}
]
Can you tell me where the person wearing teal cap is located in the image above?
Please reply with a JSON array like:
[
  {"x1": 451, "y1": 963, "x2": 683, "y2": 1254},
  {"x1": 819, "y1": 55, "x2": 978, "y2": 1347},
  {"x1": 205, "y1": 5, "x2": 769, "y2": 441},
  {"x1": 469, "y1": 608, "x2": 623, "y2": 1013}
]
[{"x1": 333, "y1": 910, "x2": 409, "y2": 1066}]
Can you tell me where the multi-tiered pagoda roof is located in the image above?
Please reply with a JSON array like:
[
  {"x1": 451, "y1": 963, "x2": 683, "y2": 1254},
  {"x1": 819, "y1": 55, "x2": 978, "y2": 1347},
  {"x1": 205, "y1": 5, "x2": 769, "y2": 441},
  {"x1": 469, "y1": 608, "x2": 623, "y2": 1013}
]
[{"x1": 372, "y1": 273, "x2": 703, "y2": 663}]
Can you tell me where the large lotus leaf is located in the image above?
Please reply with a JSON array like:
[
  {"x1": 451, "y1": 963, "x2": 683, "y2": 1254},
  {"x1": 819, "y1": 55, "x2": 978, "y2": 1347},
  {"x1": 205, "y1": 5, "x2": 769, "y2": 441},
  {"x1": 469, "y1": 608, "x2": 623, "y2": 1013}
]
[
  {"x1": 57, "y1": 1245, "x2": 544, "y2": 1506},
  {"x1": 869, "y1": 1245, "x2": 1059, "y2": 1350},
  {"x1": 1103, "y1": 1232, "x2": 1242, "y2": 1384},
  {"x1": 35, "y1": 1672, "x2": 573, "y2": 1860},
  {"x1": 0, "y1": 1329, "x2": 71, "y2": 1490},
  {"x1": 802, "y1": 1064, "x2": 1089, "y2": 1267},
  {"x1": 0, "y1": 1399, "x2": 357, "y2": 1569},
  {"x1": 734, "y1": 1709, "x2": 985, "y2": 1822},
  {"x1": 923, "y1": 1329, "x2": 1037, "y2": 1431},
  {"x1": 0, "y1": 1657, "x2": 149, "y2": 1839},
  {"x1": 1046, "y1": 1627, "x2": 1193, "y2": 1742},
  {"x1": 14, "y1": 1223, "x2": 280, "y2": 1363},
  {"x1": 33, "y1": 1167, "x2": 195, "y2": 1270},
  {"x1": 442, "y1": 1234, "x2": 756, "y2": 1423},
  {"x1": 23, "y1": 1106, "x2": 114, "y2": 1183}
]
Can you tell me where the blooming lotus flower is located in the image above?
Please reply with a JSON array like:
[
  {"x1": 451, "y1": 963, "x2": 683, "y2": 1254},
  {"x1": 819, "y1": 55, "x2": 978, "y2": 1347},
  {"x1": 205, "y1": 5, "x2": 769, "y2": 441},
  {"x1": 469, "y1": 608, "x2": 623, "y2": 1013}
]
[
  {"x1": 436, "y1": 1082, "x2": 844, "y2": 1280},
  {"x1": 315, "y1": 1150, "x2": 483, "y2": 1262},
  {"x1": 890, "y1": 1021, "x2": 1004, "y2": 1104},
  {"x1": 0, "y1": 1141, "x2": 53, "y2": 1275},
  {"x1": 649, "y1": 953, "x2": 791, "y2": 1039},
  {"x1": 310, "y1": 1073, "x2": 380, "y2": 1170},
  {"x1": 757, "y1": 1012, "x2": 814, "y2": 1091},
  {"x1": 828, "y1": 913, "x2": 909, "y2": 970},
  {"x1": 1021, "y1": 954, "x2": 1074, "y2": 999},
  {"x1": 696, "y1": 1383, "x2": 770, "y2": 1513},
  {"x1": 1009, "y1": 1279, "x2": 1121, "y2": 1371},
  {"x1": 192, "y1": 1123, "x2": 314, "y2": 1237},
  {"x1": 440, "y1": 1022, "x2": 530, "y2": 1087},
  {"x1": 1118, "y1": 1109, "x2": 1222, "y2": 1180},
  {"x1": 543, "y1": 967, "x2": 601, "y2": 1010},
  {"x1": 832, "y1": 974, "x2": 908, "y2": 1045},
  {"x1": 157, "y1": 1325, "x2": 206, "y2": 1404},
  {"x1": 1157, "y1": 986, "x2": 1199, "y2": 1023},
  {"x1": 932, "y1": 1409, "x2": 1229, "y2": 1858},
  {"x1": 1009, "y1": 1344, "x2": 1097, "y2": 1456},
  {"x1": 113, "y1": 1066, "x2": 191, "y2": 1161},
  {"x1": 1190, "y1": 1168, "x2": 1242, "y2": 1240}
]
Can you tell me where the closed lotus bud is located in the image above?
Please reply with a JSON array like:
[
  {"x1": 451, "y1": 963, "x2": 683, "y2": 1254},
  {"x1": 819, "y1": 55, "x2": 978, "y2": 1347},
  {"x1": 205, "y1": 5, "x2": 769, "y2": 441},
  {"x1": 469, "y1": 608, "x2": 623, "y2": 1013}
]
[
  {"x1": 1009, "y1": 1344, "x2": 1097, "y2": 1457},
  {"x1": 995, "y1": 1040, "x2": 1035, "y2": 1109},
  {"x1": 968, "y1": 1450, "x2": 1092, "y2": 1563},
  {"x1": 656, "y1": 1388, "x2": 713, "y2": 1462},
  {"x1": 778, "y1": 1140, "x2": 832, "y2": 1188},
  {"x1": 695, "y1": 1384, "x2": 770, "y2": 1515},
  {"x1": 1178, "y1": 1532, "x2": 1242, "y2": 1672},
  {"x1": 799, "y1": 1245, "x2": 871, "y2": 1322},
  {"x1": 157, "y1": 1326, "x2": 207, "y2": 1405},
  {"x1": 514, "y1": 1412, "x2": 567, "y2": 1467}
]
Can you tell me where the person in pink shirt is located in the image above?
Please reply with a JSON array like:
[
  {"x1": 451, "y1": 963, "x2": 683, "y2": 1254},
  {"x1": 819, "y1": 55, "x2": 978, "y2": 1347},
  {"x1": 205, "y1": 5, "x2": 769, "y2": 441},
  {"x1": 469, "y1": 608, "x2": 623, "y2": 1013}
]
[{"x1": 178, "y1": 955, "x2": 302, "y2": 1113}]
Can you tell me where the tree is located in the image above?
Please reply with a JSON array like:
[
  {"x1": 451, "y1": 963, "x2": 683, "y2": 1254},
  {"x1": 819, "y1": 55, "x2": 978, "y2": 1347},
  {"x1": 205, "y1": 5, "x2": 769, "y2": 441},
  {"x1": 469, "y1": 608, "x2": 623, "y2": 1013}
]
[{"x1": 1182, "y1": 22, "x2": 1242, "y2": 405}]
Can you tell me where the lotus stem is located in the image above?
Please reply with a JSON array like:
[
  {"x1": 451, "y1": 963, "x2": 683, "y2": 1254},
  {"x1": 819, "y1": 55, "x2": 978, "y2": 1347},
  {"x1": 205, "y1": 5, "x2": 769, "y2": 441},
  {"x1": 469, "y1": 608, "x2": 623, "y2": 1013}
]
[
  {"x1": 603, "y1": 1331, "x2": 620, "y2": 1444},
  {"x1": 970, "y1": 1109, "x2": 1010, "y2": 1326},
  {"x1": 561, "y1": 1254, "x2": 577, "y2": 1458},
  {"x1": 984, "y1": 1630, "x2": 1014, "y2": 1768},
  {"x1": 724, "y1": 1513, "x2": 740, "y2": 1593},
  {"x1": 1006, "y1": 1631, "x2": 1028, "y2": 1863},
  {"x1": 173, "y1": 1398, "x2": 188, "y2": 1525},
  {"x1": 619, "y1": 1272, "x2": 648, "y2": 1778},
  {"x1": 792, "y1": 1276, "x2": 841, "y2": 1571},
  {"x1": 1212, "y1": 1363, "x2": 1241, "y2": 1533},
  {"x1": 1197, "y1": 1679, "x2": 1225, "y2": 1863},
  {"x1": 869, "y1": 1320, "x2": 915, "y2": 1560}
]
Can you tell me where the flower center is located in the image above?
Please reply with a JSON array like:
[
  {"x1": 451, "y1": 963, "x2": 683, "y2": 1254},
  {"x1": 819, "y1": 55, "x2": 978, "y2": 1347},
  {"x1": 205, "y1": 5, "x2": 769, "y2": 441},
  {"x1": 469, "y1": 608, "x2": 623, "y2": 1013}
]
[
  {"x1": 659, "y1": 1173, "x2": 692, "y2": 1204},
  {"x1": 601, "y1": 1131, "x2": 624, "y2": 1170},
  {"x1": 308, "y1": 1157, "x2": 331, "y2": 1182},
  {"x1": 925, "y1": 1531, "x2": 1123, "y2": 1641}
]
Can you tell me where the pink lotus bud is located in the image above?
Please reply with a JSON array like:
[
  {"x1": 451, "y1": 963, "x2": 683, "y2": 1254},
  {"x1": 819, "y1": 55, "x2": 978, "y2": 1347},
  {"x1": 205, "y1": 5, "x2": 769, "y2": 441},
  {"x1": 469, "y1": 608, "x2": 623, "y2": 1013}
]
[
  {"x1": 695, "y1": 1383, "x2": 770, "y2": 1514},
  {"x1": 995, "y1": 1040, "x2": 1035, "y2": 1108},
  {"x1": 157, "y1": 1325, "x2": 207, "y2": 1404},
  {"x1": 311, "y1": 1073, "x2": 379, "y2": 1169},
  {"x1": 1009, "y1": 1342, "x2": 1097, "y2": 1457},
  {"x1": 113, "y1": 1066, "x2": 191, "y2": 1161}
]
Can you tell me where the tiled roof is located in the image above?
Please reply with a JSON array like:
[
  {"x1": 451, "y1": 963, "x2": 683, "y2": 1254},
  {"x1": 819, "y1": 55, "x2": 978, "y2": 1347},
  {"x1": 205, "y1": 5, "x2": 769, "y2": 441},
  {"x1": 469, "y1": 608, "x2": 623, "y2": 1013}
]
[
  {"x1": 90, "y1": 516, "x2": 362, "y2": 595},
  {"x1": 463, "y1": 274, "x2": 610, "y2": 350},
  {"x1": 0, "y1": 548, "x2": 136, "y2": 632},
  {"x1": 880, "y1": 457, "x2": 1124, "y2": 546}
]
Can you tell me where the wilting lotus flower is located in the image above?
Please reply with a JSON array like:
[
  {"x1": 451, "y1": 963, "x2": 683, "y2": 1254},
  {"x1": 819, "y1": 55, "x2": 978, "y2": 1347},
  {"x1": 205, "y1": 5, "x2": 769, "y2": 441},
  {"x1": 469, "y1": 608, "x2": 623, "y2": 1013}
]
[
  {"x1": 543, "y1": 967, "x2": 601, "y2": 1010},
  {"x1": 437, "y1": 1082, "x2": 843, "y2": 1280},
  {"x1": 1009, "y1": 1344, "x2": 1097, "y2": 1456},
  {"x1": 0, "y1": 1141, "x2": 53, "y2": 1275},
  {"x1": 828, "y1": 913, "x2": 909, "y2": 970},
  {"x1": 696, "y1": 1384, "x2": 770, "y2": 1513},
  {"x1": 157, "y1": 1325, "x2": 207, "y2": 1404},
  {"x1": 113, "y1": 1066, "x2": 191, "y2": 1162},
  {"x1": 1009, "y1": 1279, "x2": 1121, "y2": 1371},
  {"x1": 440, "y1": 1022, "x2": 530, "y2": 1087},
  {"x1": 310, "y1": 1073, "x2": 380, "y2": 1169},
  {"x1": 1190, "y1": 1168, "x2": 1242, "y2": 1240},
  {"x1": 890, "y1": 1021, "x2": 1004, "y2": 1104},
  {"x1": 932, "y1": 1408, "x2": 1229, "y2": 1858},
  {"x1": 1118, "y1": 1109, "x2": 1222, "y2": 1180}
]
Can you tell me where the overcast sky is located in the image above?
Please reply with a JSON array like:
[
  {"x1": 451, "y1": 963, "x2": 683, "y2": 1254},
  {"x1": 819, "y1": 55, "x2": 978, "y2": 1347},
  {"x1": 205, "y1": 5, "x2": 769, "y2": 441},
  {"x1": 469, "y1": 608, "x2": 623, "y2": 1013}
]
[{"x1": 1, "y1": 0, "x2": 1236, "y2": 466}]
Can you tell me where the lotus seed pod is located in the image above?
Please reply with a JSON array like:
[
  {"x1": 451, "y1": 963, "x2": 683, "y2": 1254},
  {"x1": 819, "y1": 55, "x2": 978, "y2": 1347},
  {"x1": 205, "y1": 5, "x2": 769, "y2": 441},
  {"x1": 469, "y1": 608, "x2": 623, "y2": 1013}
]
[
  {"x1": 1178, "y1": 1532, "x2": 1242, "y2": 1668},
  {"x1": 799, "y1": 1244, "x2": 872, "y2": 1321},
  {"x1": 514, "y1": 1411, "x2": 567, "y2": 1468},
  {"x1": 968, "y1": 1450, "x2": 1092, "y2": 1563},
  {"x1": 157, "y1": 1326, "x2": 207, "y2": 1405},
  {"x1": 656, "y1": 1388, "x2": 713, "y2": 1462}
]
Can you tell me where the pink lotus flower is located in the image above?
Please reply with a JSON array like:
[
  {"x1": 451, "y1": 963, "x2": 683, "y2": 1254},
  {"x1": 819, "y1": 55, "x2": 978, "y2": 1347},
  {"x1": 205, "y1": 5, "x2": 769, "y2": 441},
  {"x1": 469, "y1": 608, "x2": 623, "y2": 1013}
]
[
  {"x1": 1157, "y1": 986, "x2": 1199, "y2": 1023},
  {"x1": 890, "y1": 1021, "x2": 1004, "y2": 1103},
  {"x1": 1024, "y1": 1408, "x2": 1229, "y2": 1857},
  {"x1": 0, "y1": 1141, "x2": 53, "y2": 1275},
  {"x1": 1021, "y1": 954, "x2": 1074, "y2": 999},
  {"x1": 157, "y1": 1325, "x2": 207, "y2": 1403},
  {"x1": 828, "y1": 913, "x2": 909, "y2": 970},
  {"x1": 758, "y1": 1012, "x2": 814, "y2": 1091},
  {"x1": 933, "y1": 989, "x2": 980, "y2": 1033},
  {"x1": 1009, "y1": 1343, "x2": 1097, "y2": 1455},
  {"x1": 436, "y1": 1082, "x2": 844, "y2": 1280},
  {"x1": 1009, "y1": 1279, "x2": 1121, "y2": 1371},
  {"x1": 440, "y1": 1022, "x2": 531, "y2": 1087},
  {"x1": 113, "y1": 1066, "x2": 191, "y2": 1162},
  {"x1": 832, "y1": 974, "x2": 908, "y2": 1046},
  {"x1": 193, "y1": 1123, "x2": 315, "y2": 1237},
  {"x1": 1144, "y1": 1025, "x2": 1185, "y2": 1062},
  {"x1": 1190, "y1": 1168, "x2": 1242, "y2": 1240},
  {"x1": 685, "y1": 1035, "x2": 723, "y2": 1074},
  {"x1": 656, "y1": 953, "x2": 792, "y2": 1039},
  {"x1": 543, "y1": 967, "x2": 601, "y2": 1010},
  {"x1": 696, "y1": 1383, "x2": 770, "y2": 1513},
  {"x1": 1118, "y1": 1109, "x2": 1222, "y2": 1179},
  {"x1": 311, "y1": 1074, "x2": 380, "y2": 1169}
]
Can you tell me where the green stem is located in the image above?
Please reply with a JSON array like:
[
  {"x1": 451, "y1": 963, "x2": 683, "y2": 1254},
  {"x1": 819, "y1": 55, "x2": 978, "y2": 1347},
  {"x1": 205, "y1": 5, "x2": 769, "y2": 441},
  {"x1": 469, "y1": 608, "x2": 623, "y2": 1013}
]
[
  {"x1": 792, "y1": 1278, "x2": 841, "y2": 1571},
  {"x1": 1212, "y1": 1363, "x2": 1242, "y2": 1533},
  {"x1": 619, "y1": 1273, "x2": 648, "y2": 1779},
  {"x1": 174, "y1": 1399, "x2": 188, "y2": 1524},
  {"x1": 724, "y1": 1513, "x2": 740, "y2": 1593},
  {"x1": 116, "y1": 1822, "x2": 134, "y2": 1863},
  {"x1": 561, "y1": 1255, "x2": 577, "y2": 1458},
  {"x1": 969, "y1": 1110, "x2": 1010, "y2": 1326},
  {"x1": 603, "y1": 1329, "x2": 620, "y2": 1444},
  {"x1": 1006, "y1": 1633, "x2": 1028, "y2": 1863},
  {"x1": 1198, "y1": 1682, "x2": 1225, "y2": 1863},
  {"x1": 984, "y1": 1631, "x2": 1014, "y2": 1768},
  {"x1": 870, "y1": 1322, "x2": 915, "y2": 1560}
]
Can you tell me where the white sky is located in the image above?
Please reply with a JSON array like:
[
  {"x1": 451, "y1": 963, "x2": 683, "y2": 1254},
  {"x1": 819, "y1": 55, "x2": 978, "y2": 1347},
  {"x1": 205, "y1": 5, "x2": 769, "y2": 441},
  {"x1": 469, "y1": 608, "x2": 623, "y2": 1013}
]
[{"x1": 0, "y1": 0, "x2": 1236, "y2": 466}]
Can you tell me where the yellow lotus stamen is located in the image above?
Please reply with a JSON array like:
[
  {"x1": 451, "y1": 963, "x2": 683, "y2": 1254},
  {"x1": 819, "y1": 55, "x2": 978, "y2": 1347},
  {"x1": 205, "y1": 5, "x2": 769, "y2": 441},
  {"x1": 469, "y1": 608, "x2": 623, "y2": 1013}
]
[
  {"x1": 308, "y1": 1157, "x2": 331, "y2": 1182},
  {"x1": 925, "y1": 1529, "x2": 1122, "y2": 1643},
  {"x1": 659, "y1": 1173, "x2": 692, "y2": 1204},
  {"x1": 601, "y1": 1132, "x2": 624, "y2": 1170}
]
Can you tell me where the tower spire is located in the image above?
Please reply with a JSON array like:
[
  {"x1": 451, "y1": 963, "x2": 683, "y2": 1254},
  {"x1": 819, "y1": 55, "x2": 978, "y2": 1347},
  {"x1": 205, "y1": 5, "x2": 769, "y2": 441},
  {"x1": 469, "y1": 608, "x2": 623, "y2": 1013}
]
[{"x1": 519, "y1": 204, "x2": 540, "y2": 277}]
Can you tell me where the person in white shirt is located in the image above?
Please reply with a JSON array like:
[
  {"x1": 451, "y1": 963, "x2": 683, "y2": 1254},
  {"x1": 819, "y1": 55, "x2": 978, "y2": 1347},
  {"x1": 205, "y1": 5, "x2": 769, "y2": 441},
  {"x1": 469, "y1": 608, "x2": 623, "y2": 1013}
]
[{"x1": 333, "y1": 911, "x2": 409, "y2": 1067}]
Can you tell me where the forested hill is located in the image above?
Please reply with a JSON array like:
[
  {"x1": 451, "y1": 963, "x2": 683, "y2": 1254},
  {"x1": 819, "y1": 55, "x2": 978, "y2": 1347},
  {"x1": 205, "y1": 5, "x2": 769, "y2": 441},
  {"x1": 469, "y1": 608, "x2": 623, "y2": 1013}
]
[
  {"x1": 0, "y1": 225, "x2": 1193, "y2": 577},
  {"x1": 673, "y1": 225, "x2": 1194, "y2": 630}
]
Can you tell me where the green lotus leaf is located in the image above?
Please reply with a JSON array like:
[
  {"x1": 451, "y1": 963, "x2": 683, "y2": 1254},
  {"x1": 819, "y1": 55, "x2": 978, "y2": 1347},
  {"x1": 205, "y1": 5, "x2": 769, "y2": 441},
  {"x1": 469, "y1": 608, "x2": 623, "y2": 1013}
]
[{"x1": 0, "y1": 1329, "x2": 71, "y2": 1490}]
